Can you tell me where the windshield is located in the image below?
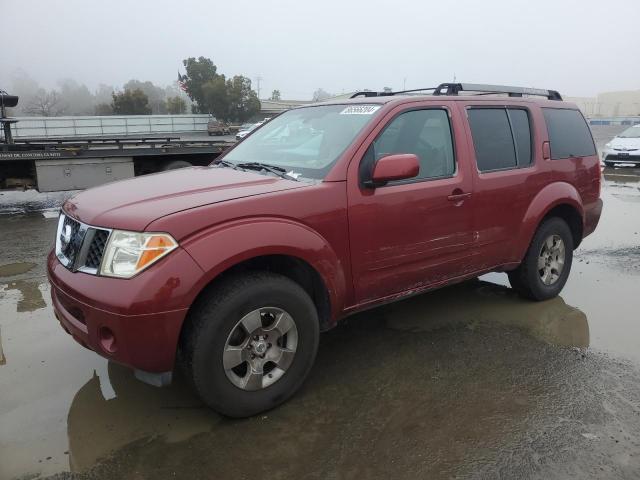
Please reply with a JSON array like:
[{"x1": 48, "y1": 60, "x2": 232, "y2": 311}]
[
  {"x1": 619, "y1": 125, "x2": 640, "y2": 138},
  {"x1": 221, "y1": 104, "x2": 381, "y2": 179}
]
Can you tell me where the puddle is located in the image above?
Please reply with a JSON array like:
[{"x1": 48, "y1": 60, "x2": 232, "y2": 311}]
[
  {"x1": 67, "y1": 364, "x2": 213, "y2": 472},
  {"x1": 0, "y1": 262, "x2": 36, "y2": 278},
  {"x1": 576, "y1": 245, "x2": 640, "y2": 272},
  {"x1": 3, "y1": 280, "x2": 47, "y2": 312},
  {"x1": 36, "y1": 304, "x2": 640, "y2": 480},
  {"x1": 384, "y1": 280, "x2": 589, "y2": 348},
  {"x1": 0, "y1": 189, "x2": 75, "y2": 216}
]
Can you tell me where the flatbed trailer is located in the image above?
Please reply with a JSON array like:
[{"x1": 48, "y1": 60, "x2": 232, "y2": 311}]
[
  {"x1": 0, "y1": 92, "x2": 235, "y2": 191},
  {"x1": 0, "y1": 135, "x2": 234, "y2": 192}
]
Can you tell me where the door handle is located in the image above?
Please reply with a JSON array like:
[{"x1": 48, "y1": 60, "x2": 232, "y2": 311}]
[{"x1": 447, "y1": 191, "x2": 471, "y2": 202}]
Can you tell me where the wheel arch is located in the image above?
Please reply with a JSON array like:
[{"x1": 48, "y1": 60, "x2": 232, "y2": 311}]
[
  {"x1": 184, "y1": 253, "x2": 334, "y2": 333},
  {"x1": 516, "y1": 182, "x2": 585, "y2": 261},
  {"x1": 179, "y1": 217, "x2": 347, "y2": 334}
]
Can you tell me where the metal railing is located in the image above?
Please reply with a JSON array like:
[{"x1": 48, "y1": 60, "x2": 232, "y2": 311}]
[
  {"x1": 9, "y1": 114, "x2": 210, "y2": 138},
  {"x1": 587, "y1": 116, "x2": 640, "y2": 126}
]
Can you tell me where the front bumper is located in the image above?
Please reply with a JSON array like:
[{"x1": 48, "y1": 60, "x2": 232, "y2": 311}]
[
  {"x1": 47, "y1": 248, "x2": 203, "y2": 372},
  {"x1": 602, "y1": 148, "x2": 640, "y2": 164}
]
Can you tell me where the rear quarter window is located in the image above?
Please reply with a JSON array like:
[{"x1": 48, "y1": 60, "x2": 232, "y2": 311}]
[{"x1": 542, "y1": 108, "x2": 596, "y2": 159}]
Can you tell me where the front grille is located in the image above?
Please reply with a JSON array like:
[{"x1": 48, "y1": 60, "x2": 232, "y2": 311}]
[
  {"x1": 58, "y1": 215, "x2": 83, "y2": 267},
  {"x1": 55, "y1": 213, "x2": 111, "y2": 274},
  {"x1": 605, "y1": 154, "x2": 640, "y2": 161},
  {"x1": 85, "y1": 229, "x2": 110, "y2": 269}
]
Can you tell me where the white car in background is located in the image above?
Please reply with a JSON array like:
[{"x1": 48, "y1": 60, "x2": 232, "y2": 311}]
[
  {"x1": 602, "y1": 124, "x2": 640, "y2": 167},
  {"x1": 235, "y1": 122, "x2": 264, "y2": 141}
]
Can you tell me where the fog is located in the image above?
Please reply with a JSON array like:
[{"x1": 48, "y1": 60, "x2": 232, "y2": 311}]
[{"x1": 2, "y1": 0, "x2": 639, "y2": 101}]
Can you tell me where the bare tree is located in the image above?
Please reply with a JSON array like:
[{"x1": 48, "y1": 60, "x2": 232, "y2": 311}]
[
  {"x1": 312, "y1": 88, "x2": 332, "y2": 102},
  {"x1": 24, "y1": 89, "x2": 64, "y2": 116}
]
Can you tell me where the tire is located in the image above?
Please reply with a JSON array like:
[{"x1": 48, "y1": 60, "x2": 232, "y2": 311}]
[
  {"x1": 508, "y1": 217, "x2": 574, "y2": 301},
  {"x1": 181, "y1": 272, "x2": 319, "y2": 417},
  {"x1": 162, "y1": 160, "x2": 192, "y2": 171}
]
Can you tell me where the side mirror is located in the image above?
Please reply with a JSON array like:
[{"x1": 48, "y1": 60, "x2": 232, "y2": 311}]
[{"x1": 368, "y1": 154, "x2": 420, "y2": 187}]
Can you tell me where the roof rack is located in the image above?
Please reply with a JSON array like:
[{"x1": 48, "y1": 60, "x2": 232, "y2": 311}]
[
  {"x1": 350, "y1": 83, "x2": 562, "y2": 101},
  {"x1": 433, "y1": 83, "x2": 562, "y2": 100}
]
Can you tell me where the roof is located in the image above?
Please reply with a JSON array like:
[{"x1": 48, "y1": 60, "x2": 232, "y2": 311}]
[{"x1": 308, "y1": 94, "x2": 576, "y2": 109}]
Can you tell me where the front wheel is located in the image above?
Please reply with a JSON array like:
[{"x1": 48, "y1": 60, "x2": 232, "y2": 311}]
[
  {"x1": 508, "y1": 217, "x2": 574, "y2": 301},
  {"x1": 180, "y1": 272, "x2": 319, "y2": 417}
]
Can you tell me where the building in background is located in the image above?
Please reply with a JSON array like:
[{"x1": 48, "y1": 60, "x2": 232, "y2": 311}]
[{"x1": 567, "y1": 89, "x2": 640, "y2": 118}]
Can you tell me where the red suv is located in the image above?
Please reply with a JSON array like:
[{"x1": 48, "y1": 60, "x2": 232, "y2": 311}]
[{"x1": 48, "y1": 83, "x2": 602, "y2": 417}]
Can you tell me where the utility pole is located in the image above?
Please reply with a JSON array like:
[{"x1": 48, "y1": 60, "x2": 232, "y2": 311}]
[
  {"x1": 256, "y1": 76, "x2": 263, "y2": 100},
  {"x1": 403, "y1": 77, "x2": 407, "y2": 90}
]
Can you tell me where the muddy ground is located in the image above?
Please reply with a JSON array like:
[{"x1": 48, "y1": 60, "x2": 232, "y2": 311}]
[{"x1": 1, "y1": 127, "x2": 639, "y2": 479}]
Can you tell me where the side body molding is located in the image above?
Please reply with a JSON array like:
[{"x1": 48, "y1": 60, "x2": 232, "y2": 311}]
[
  {"x1": 515, "y1": 182, "x2": 584, "y2": 261},
  {"x1": 181, "y1": 217, "x2": 347, "y2": 321}
]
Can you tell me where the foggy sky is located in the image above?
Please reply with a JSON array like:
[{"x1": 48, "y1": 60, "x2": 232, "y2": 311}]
[{"x1": 2, "y1": 0, "x2": 639, "y2": 99}]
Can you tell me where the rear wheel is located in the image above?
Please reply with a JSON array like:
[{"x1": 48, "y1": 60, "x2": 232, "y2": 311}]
[
  {"x1": 181, "y1": 272, "x2": 319, "y2": 417},
  {"x1": 508, "y1": 217, "x2": 573, "y2": 301}
]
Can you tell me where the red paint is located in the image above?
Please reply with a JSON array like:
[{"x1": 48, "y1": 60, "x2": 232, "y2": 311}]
[
  {"x1": 48, "y1": 95, "x2": 602, "y2": 373},
  {"x1": 371, "y1": 154, "x2": 420, "y2": 183}
]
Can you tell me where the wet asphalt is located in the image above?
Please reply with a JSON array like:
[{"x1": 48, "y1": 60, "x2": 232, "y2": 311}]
[{"x1": 1, "y1": 128, "x2": 640, "y2": 479}]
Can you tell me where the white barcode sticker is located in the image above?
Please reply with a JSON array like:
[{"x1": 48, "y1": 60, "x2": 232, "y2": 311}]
[{"x1": 339, "y1": 105, "x2": 381, "y2": 115}]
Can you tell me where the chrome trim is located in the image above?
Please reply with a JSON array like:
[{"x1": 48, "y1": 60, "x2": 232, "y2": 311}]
[{"x1": 55, "y1": 213, "x2": 112, "y2": 275}]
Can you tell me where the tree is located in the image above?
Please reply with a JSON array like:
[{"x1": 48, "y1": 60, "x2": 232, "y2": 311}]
[
  {"x1": 9, "y1": 69, "x2": 41, "y2": 115},
  {"x1": 25, "y1": 89, "x2": 64, "y2": 116},
  {"x1": 312, "y1": 88, "x2": 332, "y2": 102},
  {"x1": 226, "y1": 75, "x2": 260, "y2": 122},
  {"x1": 111, "y1": 89, "x2": 151, "y2": 115},
  {"x1": 201, "y1": 76, "x2": 229, "y2": 119},
  {"x1": 94, "y1": 103, "x2": 113, "y2": 115},
  {"x1": 123, "y1": 79, "x2": 167, "y2": 114},
  {"x1": 58, "y1": 78, "x2": 94, "y2": 115},
  {"x1": 178, "y1": 57, "x2": 219, "y2": 113},
  {"x1": 166, "y1": 96, "x2": 187, "y2": 114},
  {"x1": 178, "y1": 57, "x2": 260, "y2": 121},
  {"x1": 94, "y1": 84, "x2": 115, "y2": 106},
  {"x1": 270, "y1": 89, "x2": 281, "y2": 101}
]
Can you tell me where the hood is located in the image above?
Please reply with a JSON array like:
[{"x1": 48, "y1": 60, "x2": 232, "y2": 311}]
[
  {"x1": 63, "y1": 166, "x2": 306, "y2": 231},
  {"x1": 608, "y1": 136, "x2": 640, "y2": 151}
]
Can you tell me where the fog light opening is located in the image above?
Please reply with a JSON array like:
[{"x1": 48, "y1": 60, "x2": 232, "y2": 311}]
[{"x1": 98, "y1": 326, "x2": 117, "y2": 354}]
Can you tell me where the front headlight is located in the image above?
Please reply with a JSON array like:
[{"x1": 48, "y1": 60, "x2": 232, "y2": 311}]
[{"x1": 100, "y1": 230, "x2": 178, "y2": 278}]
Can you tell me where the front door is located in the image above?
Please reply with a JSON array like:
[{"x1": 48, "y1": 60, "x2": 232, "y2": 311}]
[{"x1": 347, "y1": 103, "x2": 476, "y2": 305}]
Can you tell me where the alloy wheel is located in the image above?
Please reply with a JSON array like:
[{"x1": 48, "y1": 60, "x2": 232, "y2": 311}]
[{"x1": 223, "y1": 307, "x2": 298, "y2": 391}]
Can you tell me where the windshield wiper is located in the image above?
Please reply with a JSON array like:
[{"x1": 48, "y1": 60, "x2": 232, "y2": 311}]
[
  {"x1": 236, "y1": 162, "x2": 300, "y2": 181},
  {"x1": 213, "y1": 159, "x2": 240, "y2": 170}
]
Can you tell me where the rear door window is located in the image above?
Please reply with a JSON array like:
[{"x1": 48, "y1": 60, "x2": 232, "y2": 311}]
[
  {"x1": 542, "y1": 108, "x2": 596, "y2": 159},
  {"x1": 467, "y1": 107, "x2": 532, "y2": 172}
]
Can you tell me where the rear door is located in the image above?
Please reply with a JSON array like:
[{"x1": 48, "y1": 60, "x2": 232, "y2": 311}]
[
  {"x1": 457, "y1": 101, "x2": 546, "y2": 267},
  {"x1": 346, "y1": 101, "x2": 476, "y2": 304}
]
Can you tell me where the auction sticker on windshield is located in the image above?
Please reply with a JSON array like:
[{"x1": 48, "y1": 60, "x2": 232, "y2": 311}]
[{"x1": 340, "y1": 105, "x2": 381, "y2": 115}]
